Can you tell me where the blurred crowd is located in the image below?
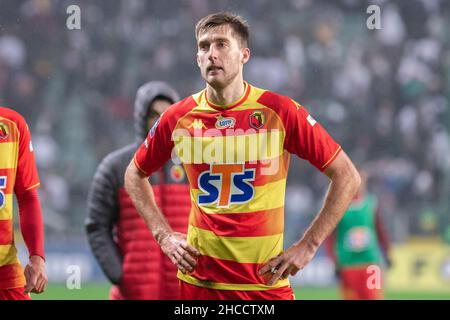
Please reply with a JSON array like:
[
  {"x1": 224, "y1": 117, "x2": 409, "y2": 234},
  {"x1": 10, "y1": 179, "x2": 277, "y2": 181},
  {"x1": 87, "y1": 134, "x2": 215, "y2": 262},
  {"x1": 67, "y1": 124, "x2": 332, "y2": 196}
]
[{"x1": 0, "y1": 0, "x2": 449, "y2": 243}]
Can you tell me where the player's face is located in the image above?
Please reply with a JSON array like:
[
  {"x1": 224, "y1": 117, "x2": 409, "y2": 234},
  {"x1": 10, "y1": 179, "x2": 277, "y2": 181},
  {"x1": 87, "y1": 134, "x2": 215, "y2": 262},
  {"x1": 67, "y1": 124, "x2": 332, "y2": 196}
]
[
  {"x1": 196, "y1": 25, "x2": 250, "y2": 89},
  {"x1": 146, "y1": 99, "x2": 171, "y2": 131}
]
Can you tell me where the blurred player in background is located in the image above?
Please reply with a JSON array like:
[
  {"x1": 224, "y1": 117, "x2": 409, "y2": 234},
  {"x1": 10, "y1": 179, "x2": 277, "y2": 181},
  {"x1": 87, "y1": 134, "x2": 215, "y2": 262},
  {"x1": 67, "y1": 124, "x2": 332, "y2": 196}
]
[
  {"x1": 0, "y1": 107, "x2": 47, "y2": 300},
  {"x1": 85, "y1": 82, "x2": 191, "y2": 299},
  {"x1": 326, "y1": 168, "x2": 391, "y2": 300},
  {"x1": 125, "y1": 12, "x2": 361, "y2": 300}
]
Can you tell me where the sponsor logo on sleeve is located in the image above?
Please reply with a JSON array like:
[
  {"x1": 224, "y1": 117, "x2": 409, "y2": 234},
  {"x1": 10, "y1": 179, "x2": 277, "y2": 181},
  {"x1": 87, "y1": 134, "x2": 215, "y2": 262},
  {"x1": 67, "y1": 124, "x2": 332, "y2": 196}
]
[
  {"x1": 307, "y1": 114, "x2": 317, "y2": 127},
  {"x1": 150, "y1": 117, "x2": 161, "y2": 138}
]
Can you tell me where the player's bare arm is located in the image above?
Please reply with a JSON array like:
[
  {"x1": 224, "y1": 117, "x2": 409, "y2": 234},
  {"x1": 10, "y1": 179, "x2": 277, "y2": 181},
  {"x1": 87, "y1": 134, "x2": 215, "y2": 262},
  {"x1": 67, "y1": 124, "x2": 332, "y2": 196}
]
[
  {"x1": 18, "y1": 187, "x2": 48, "y2": 294},
  {"x1": 124, "y1": 160, "x2": 200, "y2": 273},
  {"x1": 259, "y1": 150, "x2": 361, "y2": 285}
]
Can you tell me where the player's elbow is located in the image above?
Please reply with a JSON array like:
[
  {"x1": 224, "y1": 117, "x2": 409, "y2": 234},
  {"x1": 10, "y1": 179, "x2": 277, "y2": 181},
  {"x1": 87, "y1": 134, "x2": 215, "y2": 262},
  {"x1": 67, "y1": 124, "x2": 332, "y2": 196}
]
[
  {"x1": 332, "y1": 159, "x2": 361, "y2": 197},
  {"x1": 125, "y1": 160, "x2": 151, "y2": 192},
  {"x1": 124, "y1": 160, "x2": 139, "y2": 195},
  {"x1": 347, "y1": 166, "x2": 361, "y2": 197}
]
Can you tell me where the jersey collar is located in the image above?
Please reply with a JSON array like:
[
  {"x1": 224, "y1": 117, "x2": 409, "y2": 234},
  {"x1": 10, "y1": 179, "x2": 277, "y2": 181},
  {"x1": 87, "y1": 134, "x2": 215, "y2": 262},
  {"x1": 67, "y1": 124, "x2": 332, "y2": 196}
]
[{"x1": 205, "y1": 81, "x2": 251, "y2": 111}]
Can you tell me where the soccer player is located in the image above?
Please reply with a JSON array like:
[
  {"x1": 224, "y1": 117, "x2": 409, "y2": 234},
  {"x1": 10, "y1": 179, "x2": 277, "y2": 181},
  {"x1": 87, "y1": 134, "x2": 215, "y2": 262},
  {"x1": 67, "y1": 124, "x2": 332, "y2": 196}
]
[
  {"x1": 86, "y1": 82, "x2": 191, "y2": 299},
  {"x1": 124, "y1": 12, "x2": 361, "y2": 300},
  {"x1": 325, "y1": 168, "x2": 391, "y2": 300},
  {"x1": 0, "y1": 107, "x2": 47, "y2": 300}
]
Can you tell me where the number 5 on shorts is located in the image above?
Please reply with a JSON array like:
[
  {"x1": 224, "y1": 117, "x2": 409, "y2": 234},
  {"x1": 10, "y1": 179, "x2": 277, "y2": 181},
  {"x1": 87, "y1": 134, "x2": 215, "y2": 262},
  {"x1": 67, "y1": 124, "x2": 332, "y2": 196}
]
[{"x1": 0, "y1": 176, "x2": 6, "y2": 209}]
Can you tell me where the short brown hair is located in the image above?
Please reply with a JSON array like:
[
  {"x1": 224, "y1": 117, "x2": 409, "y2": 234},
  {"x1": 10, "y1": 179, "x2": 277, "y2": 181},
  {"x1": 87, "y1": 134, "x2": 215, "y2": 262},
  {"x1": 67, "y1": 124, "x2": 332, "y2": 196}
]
[{"x1": 195, "y1": 12, "x2": 249, "y2": 48}]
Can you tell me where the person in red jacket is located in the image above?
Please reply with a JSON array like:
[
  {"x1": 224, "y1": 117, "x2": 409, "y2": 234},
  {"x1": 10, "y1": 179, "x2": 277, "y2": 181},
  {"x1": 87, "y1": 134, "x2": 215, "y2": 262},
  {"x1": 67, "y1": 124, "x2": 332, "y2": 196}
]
[
  {"x1": 0, "y1": 107, "x2": 47, "y2": 300},
  {"x1": 85, "y1": 82, "x2": 191, "y2": 299}
]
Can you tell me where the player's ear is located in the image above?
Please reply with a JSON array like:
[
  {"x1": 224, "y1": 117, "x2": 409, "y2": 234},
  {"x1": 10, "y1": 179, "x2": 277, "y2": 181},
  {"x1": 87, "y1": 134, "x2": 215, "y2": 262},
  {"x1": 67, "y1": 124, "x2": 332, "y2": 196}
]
[
  {"x1": 196, "y1": 53, "x2": 201, "y2": 68},
  {"x1": 241, "y1": 47, "x2": 250, "y2": 64}
]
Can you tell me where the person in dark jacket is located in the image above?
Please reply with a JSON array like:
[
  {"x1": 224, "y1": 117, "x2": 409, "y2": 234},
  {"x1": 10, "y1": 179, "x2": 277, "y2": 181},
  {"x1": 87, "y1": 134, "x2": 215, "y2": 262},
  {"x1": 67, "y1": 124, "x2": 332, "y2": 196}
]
[{"x1": 85, "y1": 81, "x2": 191, "y2": 299}]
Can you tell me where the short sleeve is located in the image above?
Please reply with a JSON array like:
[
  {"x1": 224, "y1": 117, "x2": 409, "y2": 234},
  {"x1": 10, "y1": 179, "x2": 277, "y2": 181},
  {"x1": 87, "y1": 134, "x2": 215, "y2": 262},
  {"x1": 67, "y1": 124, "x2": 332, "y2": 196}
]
[
  {"x1": 134, "y1": 112, "x2": 174, "y2": 176},
  {"x1": 283, "y1": 99, "x2": 342, "y2": 172},
  {"x1": 14, "y1": 117, "x2": 40, "y2": 193}
]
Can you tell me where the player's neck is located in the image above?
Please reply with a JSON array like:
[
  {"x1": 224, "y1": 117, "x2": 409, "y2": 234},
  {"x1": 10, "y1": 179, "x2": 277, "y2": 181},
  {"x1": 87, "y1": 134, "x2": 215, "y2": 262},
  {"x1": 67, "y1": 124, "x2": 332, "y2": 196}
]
[{"x1": 206, "y1": 77, "x2": 245, "y2": 107}]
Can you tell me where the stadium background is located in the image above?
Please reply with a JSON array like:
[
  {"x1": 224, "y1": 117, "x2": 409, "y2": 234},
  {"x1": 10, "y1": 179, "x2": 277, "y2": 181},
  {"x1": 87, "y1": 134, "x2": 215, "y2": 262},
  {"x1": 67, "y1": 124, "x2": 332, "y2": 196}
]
[{"x1": 1, "y1": 0, "x2": 449, "y2": 299}]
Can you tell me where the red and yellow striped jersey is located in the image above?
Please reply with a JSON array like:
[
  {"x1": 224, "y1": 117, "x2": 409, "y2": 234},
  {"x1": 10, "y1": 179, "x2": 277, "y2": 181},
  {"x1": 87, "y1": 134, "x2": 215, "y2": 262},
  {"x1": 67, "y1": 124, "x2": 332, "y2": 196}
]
[
  {"x1": 134, "y1": 82, "x2": 341, "y2": 292},
  {"x1": 0, "y1": 107, "x2": 40, "y2": 289}
]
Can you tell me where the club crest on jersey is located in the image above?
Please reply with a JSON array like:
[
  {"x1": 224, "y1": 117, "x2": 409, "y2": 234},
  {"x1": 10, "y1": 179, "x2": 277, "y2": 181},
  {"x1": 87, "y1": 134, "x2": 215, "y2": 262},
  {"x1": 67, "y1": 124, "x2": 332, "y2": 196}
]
[
  {"x1": 197, "y1": 163, "x2": 255, "y2": 208},
  {"x1": 0, "y1": 122, "x2": 9, "y2": 140},
  {"x1": 215, "y1": 116, "x2": 235, "y2": 129},
  {"x1": 249, "y1": 111, "x2": 265, "y2": 129},
  {"x1": 346, "y1": 227, "x2": 371, "y2": 251}
]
